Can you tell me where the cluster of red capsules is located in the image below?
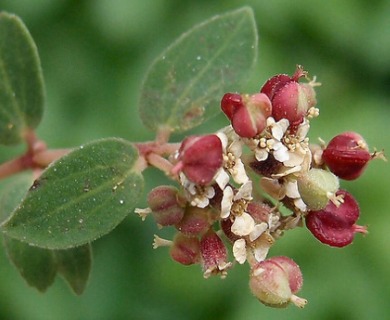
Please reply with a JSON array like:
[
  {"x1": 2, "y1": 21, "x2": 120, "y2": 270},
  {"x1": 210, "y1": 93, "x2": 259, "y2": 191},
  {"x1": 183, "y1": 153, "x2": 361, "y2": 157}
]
[{"x1": 137, "y1": 66, "x2": 385, "y2": 308}]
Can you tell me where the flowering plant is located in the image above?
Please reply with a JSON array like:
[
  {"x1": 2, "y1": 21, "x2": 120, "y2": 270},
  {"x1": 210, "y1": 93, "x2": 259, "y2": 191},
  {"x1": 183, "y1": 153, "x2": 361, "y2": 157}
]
[{"x1": 0, "y1": 7, "x2": 385, "y2": 308}]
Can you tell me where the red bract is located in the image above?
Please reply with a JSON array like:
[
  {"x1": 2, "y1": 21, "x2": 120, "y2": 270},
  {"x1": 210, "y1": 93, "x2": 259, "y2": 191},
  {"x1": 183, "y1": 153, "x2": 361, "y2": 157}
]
[
  {"x1": 249, "y1": 256, "x2": 307, "y2": 308},
  {"x1": 260, "y1": 66, "x2": 317, "y2": 129},
  {"x1": 220, "y1": 93, "x2": 272, "y2": 138},
  {"x1": 322, "y1": 132, "x2": 372, "y2": 180},
  {"x1": 305, "y1": 190, "x2": 367, "y2": 247},
  {"x1": 176, "y1": 134, "x2": 223, "y2": 185}
]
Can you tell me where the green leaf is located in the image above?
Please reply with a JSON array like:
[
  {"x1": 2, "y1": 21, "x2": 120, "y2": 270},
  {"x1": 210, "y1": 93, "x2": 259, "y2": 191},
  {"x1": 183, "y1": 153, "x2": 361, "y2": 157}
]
[
  {"x1": 4, "y1": 236, "x2": 92, "y2": 294},
  {"x1": 139, "y1": 7, "x2": 258, "y2": 133},
  {"x1": 55, "y1": 244, "x2": 92, "y2": 295},
  {"x1": 0, "y1": 12, "x2": 45, "y2": 145},
  {"x1": 1, "y1": 138, "x2": 144, "y2": 249},
  {"x1": 3, "y1": 236, "x2": 57, "y2": 292},
  {"x1": 0, "y1": 172, "x2": 33, "y2": 224}
]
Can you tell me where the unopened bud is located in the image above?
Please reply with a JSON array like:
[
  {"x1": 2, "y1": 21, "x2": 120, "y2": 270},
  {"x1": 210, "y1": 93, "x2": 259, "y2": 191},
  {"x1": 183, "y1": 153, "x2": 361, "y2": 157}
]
[
  {"x1": 249, "y1": 256, "x2": 307, "y2": 308},
  {"x1": 200, "y1": 229, "x2": 232, "y2": 278},
  {"x1": 175, "y1": 206, "x2": 214, "y2": 237},
  {"x1": 147, "y1": 185, "x2": 185, "y2": 226},
  {"x1": 297, "y1": 168, "x2": 340, "y2": 211},
  {"x1": 170, "y1": 232, "x2": 201, "y2": 265}
]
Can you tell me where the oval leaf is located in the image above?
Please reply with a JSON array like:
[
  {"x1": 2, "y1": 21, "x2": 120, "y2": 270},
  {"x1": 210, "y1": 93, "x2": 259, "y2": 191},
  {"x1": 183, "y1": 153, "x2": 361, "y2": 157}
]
[
  {"x1": 1, "y1": 138, "x2": 144, "y2": 249},
  {"x1": 0, "y1": 12, "x2": 45, "y2": 145},
  {"x1": 0, "y1": 172, "x2": 33, "y2": 224},
  {"x1": 3, "y1": 236, "x2": 57, "y2": 292},
  {"x1": 55, "y1": 244, "x2": 92, "y2": 295},
  {"x1": 139, "y1": 7, "x2": 258, "y2": 133}
]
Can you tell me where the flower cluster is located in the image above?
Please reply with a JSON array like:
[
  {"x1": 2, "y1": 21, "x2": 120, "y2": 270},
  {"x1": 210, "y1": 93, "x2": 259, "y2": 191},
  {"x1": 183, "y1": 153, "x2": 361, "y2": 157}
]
[{"x1": 136, "y1": 66, "x2": 385, "y2": 308}]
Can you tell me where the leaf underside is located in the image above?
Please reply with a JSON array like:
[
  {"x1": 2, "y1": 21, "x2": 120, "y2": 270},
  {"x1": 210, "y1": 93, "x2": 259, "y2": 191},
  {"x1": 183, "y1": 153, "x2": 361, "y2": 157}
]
[{"x1": 139, "y1": 7, "x2": 258, "y2": 133}]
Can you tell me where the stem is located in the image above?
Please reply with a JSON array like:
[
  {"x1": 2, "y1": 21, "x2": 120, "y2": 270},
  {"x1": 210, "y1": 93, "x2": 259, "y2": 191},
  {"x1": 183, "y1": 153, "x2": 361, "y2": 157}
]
[
  {"x1": 32, "y1": 149, "x2": 71, "y2": 167},
  {"x1": 0, "y1": 157, "x2": 25, "y2": 179},
  {"x1": 156, "y1": 126, "x2": 172, "y2": 144},
  {"x1": 147, "y1": 153, "x2": 175, "y2": 176}
]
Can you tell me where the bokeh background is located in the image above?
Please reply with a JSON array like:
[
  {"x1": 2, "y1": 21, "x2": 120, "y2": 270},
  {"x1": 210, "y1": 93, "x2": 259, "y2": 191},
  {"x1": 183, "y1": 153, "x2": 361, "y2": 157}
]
[{"x1": 0, "y1": 0, "x2": 389, "y2": 319}]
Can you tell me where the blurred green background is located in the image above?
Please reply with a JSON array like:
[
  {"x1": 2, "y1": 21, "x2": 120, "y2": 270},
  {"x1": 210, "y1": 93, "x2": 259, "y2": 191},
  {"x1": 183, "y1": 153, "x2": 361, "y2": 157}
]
[{"x1": 0, "y1": 0, "x2": 389, "y2": 319}]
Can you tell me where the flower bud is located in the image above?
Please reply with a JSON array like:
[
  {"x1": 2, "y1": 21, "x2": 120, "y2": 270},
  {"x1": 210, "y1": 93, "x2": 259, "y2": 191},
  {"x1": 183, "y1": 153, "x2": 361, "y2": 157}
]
[
  {"x1": 260, "y1": 66, "x2": 317, "y2": 129},
  {"x1": 322, "y1": 132, "x2": 372, "y2": 180},
  {"x1": 176, "y1": 134, "x2": 223, "y2": 185},
  {"x1": 305, "y1": 190, "x2": 367, "y2": 247},
  {"x1": 200, "y1": 229, "x2": 231, "y2": 278},
  {"x1": 170, "y1": 232, "x2": 201, "y2": 265},
  {"x1": 175, "y1": 206, "x2": 214, "y2": 236},
  {"x1": 221, "y1": 93, "x2": 272, "y2": 138},
  {"x1": 297, "y1": 168, "x2": 340, "y2": 211},
  {"x1": 147, "y1": 185, "x2": 185, "y2": 226},
  {"x1": 249, "y1": 256, "x2": 307, "y2": 308}
]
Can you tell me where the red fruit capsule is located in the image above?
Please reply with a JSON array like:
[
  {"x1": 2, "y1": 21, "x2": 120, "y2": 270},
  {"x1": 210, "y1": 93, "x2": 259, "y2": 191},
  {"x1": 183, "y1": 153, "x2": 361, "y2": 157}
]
[
  {"x1": 221, "y1": 93, "x2": 272, "y2": 138},
  {"x1": 305, "y1": 190, "x2": 367, "y2": 247},
  {"x1": 322, "y1": 132, "x2": 372, "y2": 180},
  {"x1": 174, "y1": 134, "x2": 223, "y2": 185},
  {"x1": 260, "y1": 66, "x2": 317, "y2": 129}
]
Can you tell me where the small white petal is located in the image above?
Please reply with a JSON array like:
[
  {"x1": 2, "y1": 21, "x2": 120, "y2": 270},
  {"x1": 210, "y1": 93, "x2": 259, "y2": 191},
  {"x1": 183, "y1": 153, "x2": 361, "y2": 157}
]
[
  {"x1": 294, "y1": 198, "x2": 307, "y2": 212},
  {"x1": 231, "y1": 160, "x2": 249, "y2": 184},
  {"x1": 216, "y1": 132, "x2": 228, "y2": 150},
  {"x1": 266, "y1": 117, "x2": 276, "y2": 127},
  {"x1": 278, "y1": 119, "x2": 290, "y2": 133},
  {"x1": 234, "y1": 180, "x2": 252, "y2": 201},
  {"x1": 215, "y1": 169, "x2": 230, "y2": 190},
  {"x1": 229, "y1": 140, "x2": 243, "y2": 157},
  {"x1": 283, "y1": 151, "x2": 305, "y2": 167},
  {"x1": 205, "y1": 186, "x2": 216, "y2": 198},
  {"x1": 296, "y1": 120, "x2": 310, "y2": 138},
  {"x1": 255, "y1": 149, "x2": 269, "y2": 161},
  {"x1": 249, "y1": 222, "x2": 268, "y2": 242},
  {"x1": 268, "y1": 213, "x2": 280, "y2": 231},
  {"x1": 253, "y1": 243, "x2": 270, "y2": 262},
  {"x1": 231, "y1": 212, "x2": 255, "y2": 236},
  {"x1": 285, "y1": 180, "x2": 300, "y2": 198},
  {"x1": 271, "y1": 165, "x2": 302, "y2": 178},
  {"x1": 273, "y1": 145, "x2": 289, "y2": 162},
  {"x1": 233, "y1": 239, "x2": 247, "y2": 264},
  {"x1": 192, "y1": 196, "x2": 209, "y2": 208},
  {"x1": 272, "y1": 119, "x2": 289, "y2": 140},
  {"x1": 221, "y1": 186, "x2": 234, "y2": 219}
]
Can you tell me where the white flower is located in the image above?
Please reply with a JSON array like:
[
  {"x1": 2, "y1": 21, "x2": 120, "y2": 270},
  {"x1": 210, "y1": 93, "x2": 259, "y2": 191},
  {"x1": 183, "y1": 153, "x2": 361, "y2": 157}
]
[
  {"x1": 220, "y1": 181, "x2": 253, "y2": 219},
  {"x1": 179, "y1": 173, "x2": 215, "y2": 208},
  {"x1": 253, "y1": 117, "x2": 290, "y2": 162},
  {"x1": 217, "y1": 130, "x2": 249, "y2": 185}
]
